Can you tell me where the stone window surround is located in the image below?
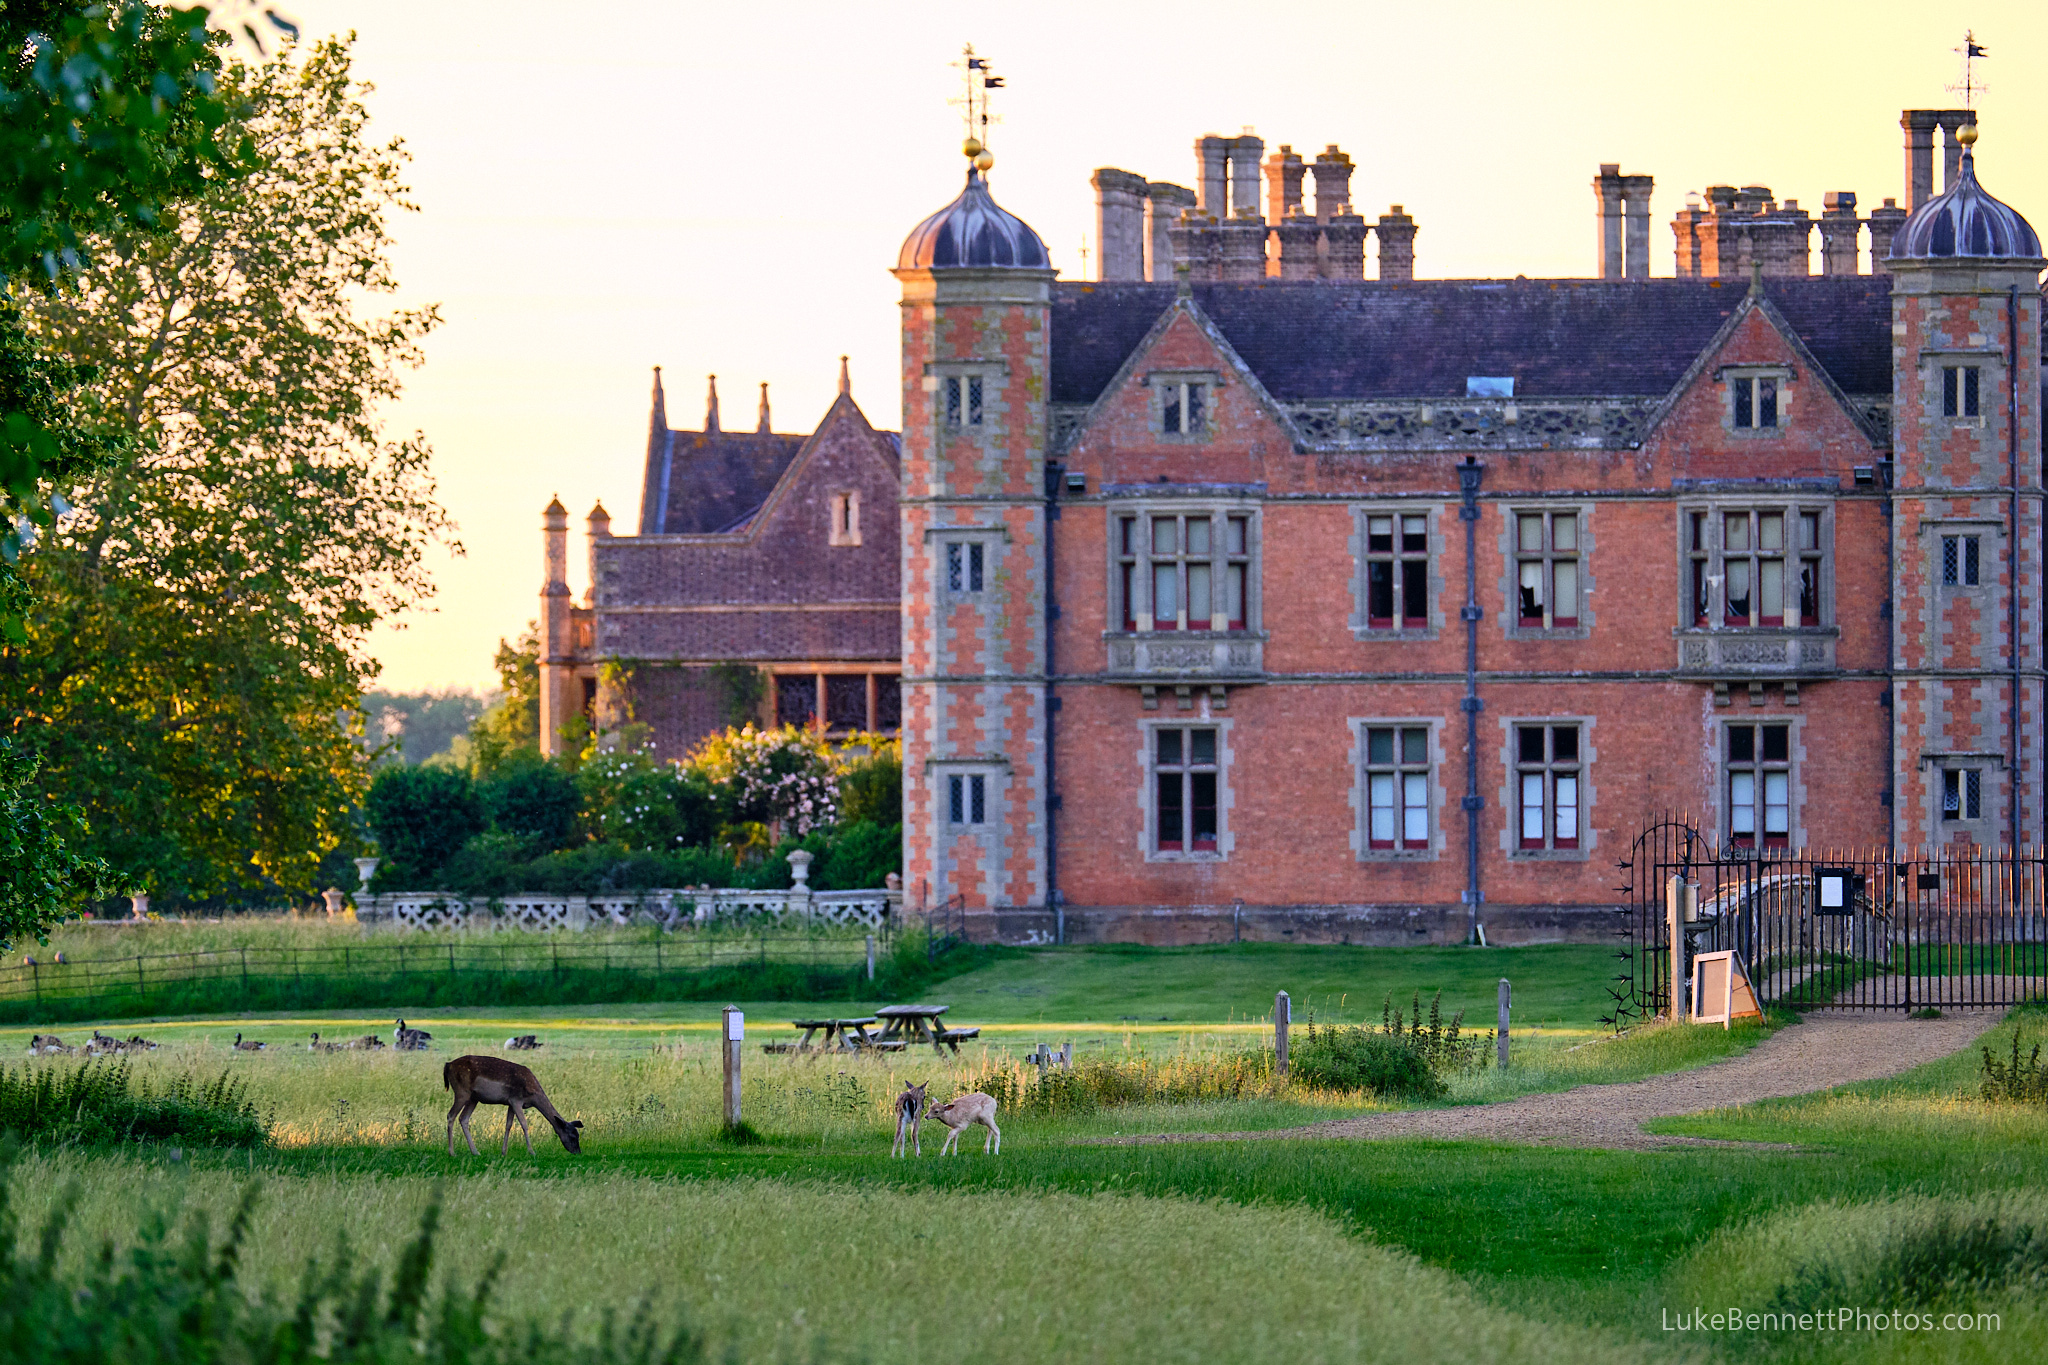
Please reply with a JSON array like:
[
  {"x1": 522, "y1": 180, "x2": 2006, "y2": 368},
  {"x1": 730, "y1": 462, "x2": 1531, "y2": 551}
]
[
  {"x1": 1714, "y1": 363, "x2": 1795, "y2": 436},
  {"x1": 1917, "y1": 750, "x2": 2005, "y2": 836},
  {"x1": 1918, "y1": 516, "x2": 2005, "y2": 597},
  {"x1": 924, "y1": 523, "x2": 1011, "y2": 604},
  {"x1": 923, "y1": 756, "x2": 1010, "y2": 834},
  {"x1": 921, "y1": 358, "x2": 1010, "y2": 444},
  {"x1": 1496, "y1": 501, "x2": 1595, "y2": 641},
  {"x1": 1139, "y1": 368, "x2": 1225, "y2": 442},
  {"x1": 1708, "y1": 715, "x2": 1807, "y2": 854},
  {"x1": 1105, "y1": 496, "x2": 1262, "y2": 637},
  {"x1": 1917, "y1": 348, "x2": 2005, "y2": 431},
  {"x1": 827, "y1": 489, "x2": 862, "y2": 547},
  {"x1": 1347, "y1": 504, "x2": 1444, "y2": 642},
  {"x1": 1346, "y1": 717, "x2": 1446, "y2": 863},
  {"x1": 1135, "y1": 716, "x2": 1236, "y2": 863},
  {"x1": 1676, "y1": 495, "x2": 1835, "y2": 631},
  {"x1": 1494, "y1": 714, "x2": 1597, "y2": 861}
]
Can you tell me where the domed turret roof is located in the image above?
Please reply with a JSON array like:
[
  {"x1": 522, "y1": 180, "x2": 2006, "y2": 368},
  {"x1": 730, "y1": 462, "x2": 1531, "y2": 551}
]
[
  {"x1": 898, "y1": 168, "x2": 1049, "y2": 271},
  {"x1": 1891, "y1": 137, "x2": 2041, "y2": 261}
]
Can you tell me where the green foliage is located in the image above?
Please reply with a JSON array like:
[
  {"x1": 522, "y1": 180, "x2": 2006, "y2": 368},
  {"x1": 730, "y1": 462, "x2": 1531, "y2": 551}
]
[
  {"x1": 466, "y1": 623, "x2": 541, "y2": 777},
  {"x1": 5, "y1": 36, "x2": 450, "y2": 904},
  {"x1": 967, "y1": 1050, "x2": 1279, "y2": 1116},
  {"x1": 705, "y1": 659, "x2": 765, "y2": 727},
  {"x1": 576, "y1": 748, "x2": 720, "y2": 852},
  {"x1": 686, "y1": 724, "x2": 839, "y2": 835},
  {"x1": 364, "y1": 766, "x2": 484, "y2": 889},
  {"x1": 362, "y1": 688, "x2": 484, "y2": 765},
  {"x1": 838, "y1": 744, "x2": 902, "y2": 826},
  {"x1": 1292, "y1": 1018, "x2": 1446, "y2": 1100},
  {"x1": 0, "y1": 1165, "x2": 720, "y2": 1365},
  {"x1": 1980, "y1": 1032, "x2": 2047, "y2": 1105},
  {"x1": 0, "y1": 1060, "x2": 263, "y2": 1146},
  {"x1": 1379, "y1": 989, "x2": 1496, "y2": 1074},
  {"x1": 482, "y1": 760, "x2": 583, "y2": 859},
  {"x1": 0, "y1": 735, "x2": 111, "y2": 948}
]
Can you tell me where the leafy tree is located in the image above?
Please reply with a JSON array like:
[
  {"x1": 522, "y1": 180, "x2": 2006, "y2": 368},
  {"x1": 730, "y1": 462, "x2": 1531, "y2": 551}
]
[
  {"x1": 685, "y1": 724, "x2": 839, "y2": 836},
  {"x1": 2, "y1": 36, "x2": 450, "y2": 904},
  {"x1": 0, "y1": 736, "x2": 110, "y2": 948},
  {"x1": 363, "y1": 764, "x2": 484, "y2": 889},
  {"x1": 838, "y1": 738, "x2": 902, "y2": 826},
  {"x1": 576, "y1": 744, "x2": 720, "y2": 852},
  {"x1": 363, "y1": 687, "x2": 484, "y2": 765},
  {"x1": 467, "y1": 622, "x2": 542, "y2": 778},
  {"x1": 482, "y1": 759, "x2": 583, "y2": 859}
]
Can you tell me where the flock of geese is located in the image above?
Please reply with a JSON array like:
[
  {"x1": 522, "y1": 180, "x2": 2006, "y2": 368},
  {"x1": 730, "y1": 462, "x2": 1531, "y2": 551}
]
[{"x1": 28, "y1": 1020, "x2": 547, "y2": 1054}]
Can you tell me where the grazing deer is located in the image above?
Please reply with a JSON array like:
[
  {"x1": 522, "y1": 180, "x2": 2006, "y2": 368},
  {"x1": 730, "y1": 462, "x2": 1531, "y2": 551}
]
[
  {"x1": 393, "y1": 1019, "x2": 432, "y2": 1051},
  {"x1": 443, "y1": 1055, "x2": 583, "y2": 1156},
  {"x1": 928, "y1": 1091, "x2": 1000, "y2": 1156},
  {"x1": 503, "y1": 1035, "x2": 542, "y2": 1050},
  {"x1": 891, "y1": 1081, "x2": 928, "y2": 1157},
  {"x1": 233, "y1": 1033, "x2": 266, "y2": 1051}
]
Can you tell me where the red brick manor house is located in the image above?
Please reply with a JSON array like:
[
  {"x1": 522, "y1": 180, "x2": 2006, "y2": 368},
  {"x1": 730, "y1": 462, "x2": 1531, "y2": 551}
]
[{"x1": 547, "y1": 111, "x2": 2042, "y2": 945}]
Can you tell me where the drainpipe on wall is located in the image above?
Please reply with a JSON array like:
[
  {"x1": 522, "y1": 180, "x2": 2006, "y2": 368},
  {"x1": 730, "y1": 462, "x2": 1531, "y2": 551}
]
[
  {"x1": 1044, "y1": 458, "x2": 1064, "y2": 944},
  {"x1": 1458, "y1": 457, "x2": 1486, "y2": 940},
  {"x1": 1882, "y1": 457, "x2": 1896, "y2": 849},
  {"x1": 2008, "y1": 284, "x2": 2022, "y2": 862}
]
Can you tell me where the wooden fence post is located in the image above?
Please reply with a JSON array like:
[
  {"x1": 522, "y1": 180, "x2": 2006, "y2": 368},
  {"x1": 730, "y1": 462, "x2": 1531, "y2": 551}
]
[
  {"x1": 1496, "y1": 978, "x2": 1511, "y2": 1069},
  {"x1": 1666, "y1": 874, "x2": 1685, "y2": 1020},
  {"x1": 721, "y1": 1005, "x2": 744, "y2": 1131},
  {"x1": 866, "y1": 935, "x2": 876, "y2": 982},
  {"x1": 1274, "y1": 990, "x2": 1290, "y2": 1077}
]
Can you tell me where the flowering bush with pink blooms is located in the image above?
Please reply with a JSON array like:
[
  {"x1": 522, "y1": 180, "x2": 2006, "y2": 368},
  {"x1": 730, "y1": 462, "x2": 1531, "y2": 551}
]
[{"x1": 684, "y1": 724, "x2": 841, "y2": 837}]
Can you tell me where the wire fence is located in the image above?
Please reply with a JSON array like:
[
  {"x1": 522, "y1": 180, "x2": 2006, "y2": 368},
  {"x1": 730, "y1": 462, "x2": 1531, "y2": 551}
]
[{"x1": 0, "y1": 932, "x2": 896, "y2": 1025}]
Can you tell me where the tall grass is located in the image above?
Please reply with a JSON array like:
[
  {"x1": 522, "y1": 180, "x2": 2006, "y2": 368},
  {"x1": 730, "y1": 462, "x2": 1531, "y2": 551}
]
[
  {"x1": 0, "y1": 1060, "x2": 264, "y2": 1147},
  {"x1": 1, "y1": 1151, "x2": 1675, "y2": 1365}
]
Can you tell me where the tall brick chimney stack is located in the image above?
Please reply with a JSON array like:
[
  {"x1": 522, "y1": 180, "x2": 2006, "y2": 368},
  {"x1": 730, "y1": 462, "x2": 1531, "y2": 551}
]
[
  {"x1": 1091, "y1": 167, "x2": 1149, "y2": 280},
  {"x1": 1220, "y1": 204, "x2": 1268, "y2": 281},
  {"x1": 1168, "y1": 207, "x2": 1223, "y2": 283},
  {"x1": 1275, "y1": 205, "x2": 1322, "y2": 279},
  {"x1": 1753, "y1": 199, "x2": 1812, "y2": 276},
  {"x1": 1322, "y1": 206, "x2": 1367, "y2": 280},
  {"x1": 1594, "y1": 164, "x2": 1624, "y2": 277},
  {"x1": 1146, "y1": 181, "x2": 1196, "y2": 281},
  {"x1": 1818, "y1": 192, "x2": 1860, "y2": 275},
  {"x1": 1865, "y1": 198, "x2": 1906, "y2": 271},
  {"x1": 1376, "y1": 206, "x2": 1416, "y2": 281},
  {"x1": 1671, "y1": 192, "x2": 1705, "y2": 277},
  {"x1": 704, "y1": 374, "x2": 719, "y2": 433},
  {"x1": 1196, "y1": 136, "x2": 1230, "y2": 218},
  {"x1": 1902, "y1": 111, "x2": 1939, "y2": 209},
  {"x1": 537, "y1": 496, "x2": 575, "y2": 757},
  {"x1": 1310, "y1": 145, "x2": 1353, "y2": 222},
  {"x1": 1622, "y1": 174, "x2": 1653, "y2": 277},
  {"x1": 1265, "y1": 145, "x2": 1305, "y2": 223}
]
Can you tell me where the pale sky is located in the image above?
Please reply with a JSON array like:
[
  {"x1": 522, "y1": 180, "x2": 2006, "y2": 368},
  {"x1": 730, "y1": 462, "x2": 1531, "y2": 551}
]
[{"x1": 290, "y1": 0, "x2": 2048, "y2": 693}]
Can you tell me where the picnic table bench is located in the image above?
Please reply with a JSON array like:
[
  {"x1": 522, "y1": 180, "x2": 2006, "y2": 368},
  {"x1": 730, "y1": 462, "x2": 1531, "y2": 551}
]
[
  {"x1": 762, "y1": 1017, "x2": 908, "y2": 1054},
  {"x1": 874, "y1": 1004, "x2": 982, "y2": 1055}
]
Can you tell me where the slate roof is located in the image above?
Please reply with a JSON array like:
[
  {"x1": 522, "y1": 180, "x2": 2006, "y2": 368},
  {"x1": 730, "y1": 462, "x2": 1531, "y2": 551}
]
[
  {"x1": 1049, "y1": 277, "x2": 1894, "y2": 404},
  {"x1": 647, "y1": 431, "x2": 804, "y2": 535}
]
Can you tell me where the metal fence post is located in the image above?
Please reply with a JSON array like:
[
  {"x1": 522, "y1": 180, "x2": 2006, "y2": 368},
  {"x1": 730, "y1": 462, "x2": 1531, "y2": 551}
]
[
  {"x1": 1274, "y1": 990, "x2": 1290, "y2": 1076},
  {"x1": 866, "y1": 935, "x2": 876, "y2": 982}
]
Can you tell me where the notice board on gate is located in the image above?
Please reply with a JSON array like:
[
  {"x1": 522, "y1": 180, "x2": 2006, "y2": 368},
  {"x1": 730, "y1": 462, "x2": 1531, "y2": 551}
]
[{"x1": 1692, "y1": 950, "x2": 1762, "y2": 1028}]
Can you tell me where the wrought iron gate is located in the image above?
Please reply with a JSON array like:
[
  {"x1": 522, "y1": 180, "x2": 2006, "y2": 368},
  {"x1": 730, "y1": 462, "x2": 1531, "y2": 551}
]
[{"x1": 1621, "y1": 818, "x2": 2048, "y2": 1016}]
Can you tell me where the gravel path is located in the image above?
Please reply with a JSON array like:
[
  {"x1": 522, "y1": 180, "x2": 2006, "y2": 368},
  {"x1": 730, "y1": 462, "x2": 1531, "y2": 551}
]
[{"x1": 1099, "y1": 1005, "x2": 2009, "y2": 1152}]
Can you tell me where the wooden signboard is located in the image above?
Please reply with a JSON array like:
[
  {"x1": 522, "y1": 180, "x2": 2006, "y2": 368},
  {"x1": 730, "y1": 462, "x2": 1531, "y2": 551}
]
[{"x1": 1692, "y1": 950, "x2": 1762, "y2": 1028}]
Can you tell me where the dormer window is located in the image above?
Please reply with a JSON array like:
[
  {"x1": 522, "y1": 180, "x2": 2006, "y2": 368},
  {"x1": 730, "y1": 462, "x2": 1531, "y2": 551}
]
[
  {"x1": 1733, "y1": 375, "x2": 1777, "y2": 428},
  {"x1": 1150, "y1": 372, "x2": 1216, "y2": 440}
]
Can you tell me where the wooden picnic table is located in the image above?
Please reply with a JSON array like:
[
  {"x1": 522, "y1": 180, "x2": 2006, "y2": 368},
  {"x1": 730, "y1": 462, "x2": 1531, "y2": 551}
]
[
  {"x1": 874, "y1": 1004, "x2": 981, "y2": 1055},
  {"x1": 768, "y1": 1016, "x2": 887, "y2": 1053}
]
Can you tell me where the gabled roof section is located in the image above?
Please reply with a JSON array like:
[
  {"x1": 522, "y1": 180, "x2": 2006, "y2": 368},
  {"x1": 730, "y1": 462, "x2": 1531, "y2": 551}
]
[
  {"x1": 646, "y1": 429, "x2": 805, "y2": 535},
  {"x1": 1640, "y1": 286, "x2": 1889, "y2": 447},
  {"x1": 1049, "y1": 277, "x2": 1893, "y2": 403},
  {"x1": 1069, "y1": 290, "x2": 1306, "y2": 451},
  {"x1": 651, "y1": 392, "x2": 899, "y2": 540}
]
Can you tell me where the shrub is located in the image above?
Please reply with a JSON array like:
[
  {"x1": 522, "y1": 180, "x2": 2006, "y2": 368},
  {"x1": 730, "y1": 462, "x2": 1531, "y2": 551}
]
[
  {"x1": 365, "y1": 765, "x2": 485, "y2": 888},
  {"x1": 0, "y1": 1060, "x2": 265, "y2": 1147},
  {"x1": 577, "y1": 748, "x2": 720, "y2": 852},
  {"x1": 1380, "y1": 990, "x2": 1496, "y2": 1074},
  {"x1": 686, "y1": 725, "x2": 838, "y2": 835},
  {"x1": 839, "y1": 743, "x2": 902, "y2": 826},
  {"x1": 482, "y1": 759, "x2": 582, "y2": 857},
  {"x1": 1980, "y1": 1031, "x2": 2048, "y2": 1105},
  {"x1": 1291, "y1": 1021, "x2": 1446, "y2": 1100},
  {"x1": 0, "y1": 1160, "x2": 720, "y2": 1365}
]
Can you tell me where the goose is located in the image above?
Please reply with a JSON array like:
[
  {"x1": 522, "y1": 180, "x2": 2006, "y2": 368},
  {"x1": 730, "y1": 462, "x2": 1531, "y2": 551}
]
[
  {"x1": 504, "y1": 1034, "x2": 542, "y2": 1051},
  {"x1": 233, "y1": 1032, "x2": 266, "y2": 1051},
  {"x1": 394, "y1": 1018, "x2": 432, "y2": 1051}
]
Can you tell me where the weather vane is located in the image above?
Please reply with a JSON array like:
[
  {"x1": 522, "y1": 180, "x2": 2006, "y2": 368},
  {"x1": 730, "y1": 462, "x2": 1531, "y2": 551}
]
[
  {"x1": 953, "y1": 44, "x2": 1004, "y2": 160},
  {"x1": 1947, "y1": 30, "x2": 1988, "y2": 109}
]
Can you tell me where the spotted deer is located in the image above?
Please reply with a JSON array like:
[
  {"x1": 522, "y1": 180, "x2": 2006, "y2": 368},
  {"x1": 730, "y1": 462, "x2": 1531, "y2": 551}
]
[
  {"x1": 928, "y1": 1091, "x2": 1000, "y2": 1155},
  {"x1": 443, "y1": 1055, "x2": 583, "y2": 1156},
  {"x1": 890, "y1": 1081, "x2": 928, "y2": 1157}
]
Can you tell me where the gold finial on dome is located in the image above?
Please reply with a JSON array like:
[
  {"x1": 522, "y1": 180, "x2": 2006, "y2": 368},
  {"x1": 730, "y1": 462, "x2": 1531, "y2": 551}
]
[
  {"x1": 963, "y1": 136, "x2": 983, "y2": 159},
  {"x1": 974, "y1": 150, "x2": 994, "y2": 172},
  {"x1": 1958, "y1": 121, "x2": 1979, "y2": 147}
]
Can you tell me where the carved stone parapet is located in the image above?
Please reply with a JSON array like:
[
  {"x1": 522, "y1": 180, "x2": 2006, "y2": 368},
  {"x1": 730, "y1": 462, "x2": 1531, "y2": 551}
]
[
  {"x1": 1286, "y1": 397, "x2": 1659, "y2": 452},
  {"x1": 1105, "y1": 632, "x2": 1264, "y2": 681},
  {"x1": 1675, "y1": 629, "x2": 1838, "y2": 678}
]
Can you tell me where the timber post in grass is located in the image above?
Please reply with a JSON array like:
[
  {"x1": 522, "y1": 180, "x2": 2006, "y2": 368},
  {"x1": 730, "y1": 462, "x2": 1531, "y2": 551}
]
[
  {"x1": 1665, "y1": 875, "x2": 1698, "y2": 1020},
  {"x1": 721, "y1": 1005, "x2": 744, "y2": 1130},
  {"x1": 1274, "y1": 990, "x2": 1290, "y2": 1076},
  {"x1": 1497, "y1": 979, "x2": 1511, "y2": 1068}
]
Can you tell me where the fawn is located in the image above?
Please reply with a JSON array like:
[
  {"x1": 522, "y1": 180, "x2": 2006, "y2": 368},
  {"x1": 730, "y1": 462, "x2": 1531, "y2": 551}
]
[
  {"x1": 443, "y1": 1055, "x2": 583, "y2": 1156},
  {"x1": 891, "y1": 1081, "x2": 928, "y2": 1157},
  {"x1": 927, "y1": 1091, "x2": 1000, "y2": 1155}
]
